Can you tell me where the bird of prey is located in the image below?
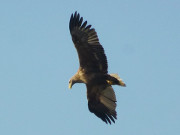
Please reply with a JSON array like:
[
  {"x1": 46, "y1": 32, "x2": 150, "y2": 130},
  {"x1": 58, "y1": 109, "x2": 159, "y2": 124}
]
[{"x1": 69, "y1": 12, "x2": 126, "y2": 124}]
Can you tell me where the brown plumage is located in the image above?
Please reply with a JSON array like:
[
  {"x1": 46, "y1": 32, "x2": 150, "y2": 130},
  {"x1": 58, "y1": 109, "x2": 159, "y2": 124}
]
[{"x1": 69, "y1": 12, "x2": 126, "y2": 124}]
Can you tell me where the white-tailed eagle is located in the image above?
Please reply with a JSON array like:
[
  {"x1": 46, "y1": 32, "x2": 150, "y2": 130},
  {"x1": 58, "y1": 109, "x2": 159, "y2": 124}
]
[{"x1": 69, "y1": 12, "x2": 126, "y2": 124}]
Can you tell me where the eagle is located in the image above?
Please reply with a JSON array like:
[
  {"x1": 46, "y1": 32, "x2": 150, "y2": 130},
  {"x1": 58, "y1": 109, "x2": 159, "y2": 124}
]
[{"x1": 69, "y1": 12, "x2": 126, "y2": 124}]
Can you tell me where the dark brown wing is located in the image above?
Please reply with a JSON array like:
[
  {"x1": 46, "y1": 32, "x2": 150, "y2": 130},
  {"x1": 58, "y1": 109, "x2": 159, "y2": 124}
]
[
  {"x1": 69, "y1": 12, "x2": 108, "y2": 73},
  {"x1": 86, "y1": 84, "x2": 117, "y2": 124}
]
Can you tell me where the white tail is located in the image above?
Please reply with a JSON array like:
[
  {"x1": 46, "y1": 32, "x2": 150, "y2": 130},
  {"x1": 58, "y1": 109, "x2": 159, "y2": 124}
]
[{"x1": 110, "y1": 73, "x2": 126, "y2": 86}]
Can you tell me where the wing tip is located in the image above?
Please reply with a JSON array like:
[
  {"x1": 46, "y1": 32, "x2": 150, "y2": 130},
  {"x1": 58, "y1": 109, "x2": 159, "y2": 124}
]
[
  {"x1": 69, "y1": 11, "x2": 94, "y2": 33},
  {"x1": 69, "y1": 11, "x2": 82, "y2": 31},
  {"x1": 88, "y1": 100, "x2": 117, "y2": 124}
]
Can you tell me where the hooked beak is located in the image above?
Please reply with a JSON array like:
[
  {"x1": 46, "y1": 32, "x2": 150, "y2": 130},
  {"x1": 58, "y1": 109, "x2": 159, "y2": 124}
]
[{"x1": 68, "y1": 83, "x2": 72, "y2": 89}]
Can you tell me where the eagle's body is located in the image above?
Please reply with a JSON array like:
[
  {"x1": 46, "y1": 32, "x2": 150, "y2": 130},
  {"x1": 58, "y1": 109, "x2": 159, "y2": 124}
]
[{"x1": 69, "y1": 12, "x2": 126, "y2": 124}]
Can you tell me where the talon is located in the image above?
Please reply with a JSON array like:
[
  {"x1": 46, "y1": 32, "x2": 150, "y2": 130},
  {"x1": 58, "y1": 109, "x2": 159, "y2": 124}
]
[{"x1": 106, "y1": 80, "x2": 113, "y2": 85}]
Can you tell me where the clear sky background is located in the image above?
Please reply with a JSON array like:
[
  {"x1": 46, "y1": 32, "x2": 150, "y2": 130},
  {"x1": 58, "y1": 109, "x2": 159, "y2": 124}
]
[{"x1": 0, "y1": 0, "x2": 180, "y2": 135}]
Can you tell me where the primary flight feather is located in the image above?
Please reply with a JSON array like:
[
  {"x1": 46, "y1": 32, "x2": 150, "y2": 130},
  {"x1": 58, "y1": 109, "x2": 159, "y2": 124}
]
[{"x1": 69, "y1": 12, "x2": 126, "y2": 124}]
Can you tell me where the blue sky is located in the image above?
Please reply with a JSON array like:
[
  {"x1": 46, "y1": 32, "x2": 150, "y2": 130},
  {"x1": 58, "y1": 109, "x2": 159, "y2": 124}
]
[{"x1": 0, "y1": 0, "x2": 180, "y2": 135}]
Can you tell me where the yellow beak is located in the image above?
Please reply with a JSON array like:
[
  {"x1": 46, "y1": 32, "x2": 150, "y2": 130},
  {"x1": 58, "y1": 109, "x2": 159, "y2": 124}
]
[{"x1": 68, "y1": 83, "x2": 72, "y2": 89}]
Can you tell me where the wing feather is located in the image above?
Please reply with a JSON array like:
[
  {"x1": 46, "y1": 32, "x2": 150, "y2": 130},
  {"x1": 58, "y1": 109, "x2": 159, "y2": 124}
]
[
  {"x1": 69, "y1": 12, "x2": 108, "y2": 73},
  {"x1": 87, "y1": 85, "x2": 117, "y2": 124}
]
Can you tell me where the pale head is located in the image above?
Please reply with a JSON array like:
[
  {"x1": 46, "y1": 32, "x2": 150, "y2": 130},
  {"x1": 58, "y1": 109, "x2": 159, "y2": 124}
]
[{"x1": 68, "y1": 74, "x2": 83, "y2": 89}]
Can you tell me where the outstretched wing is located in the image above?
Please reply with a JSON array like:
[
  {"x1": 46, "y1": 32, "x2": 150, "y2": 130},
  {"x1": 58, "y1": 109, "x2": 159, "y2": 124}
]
[
  {"x1": 87, "y1": 84, "x2": 117, "y2": 124},
  {"x1": 69, "y1": 12, "x2": 108, "y2": 73}
]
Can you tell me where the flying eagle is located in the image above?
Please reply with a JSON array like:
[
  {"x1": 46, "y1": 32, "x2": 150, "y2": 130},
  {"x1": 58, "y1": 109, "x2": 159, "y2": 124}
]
[{"x1": 69, "y1": 12, "x2": 126, "y2": 124}]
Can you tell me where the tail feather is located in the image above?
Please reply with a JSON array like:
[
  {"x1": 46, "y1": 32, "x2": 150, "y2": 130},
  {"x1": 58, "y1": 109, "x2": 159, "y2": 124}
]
[{"x1": 109, "y1": 73, "x2": 126, "y2": 87}]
